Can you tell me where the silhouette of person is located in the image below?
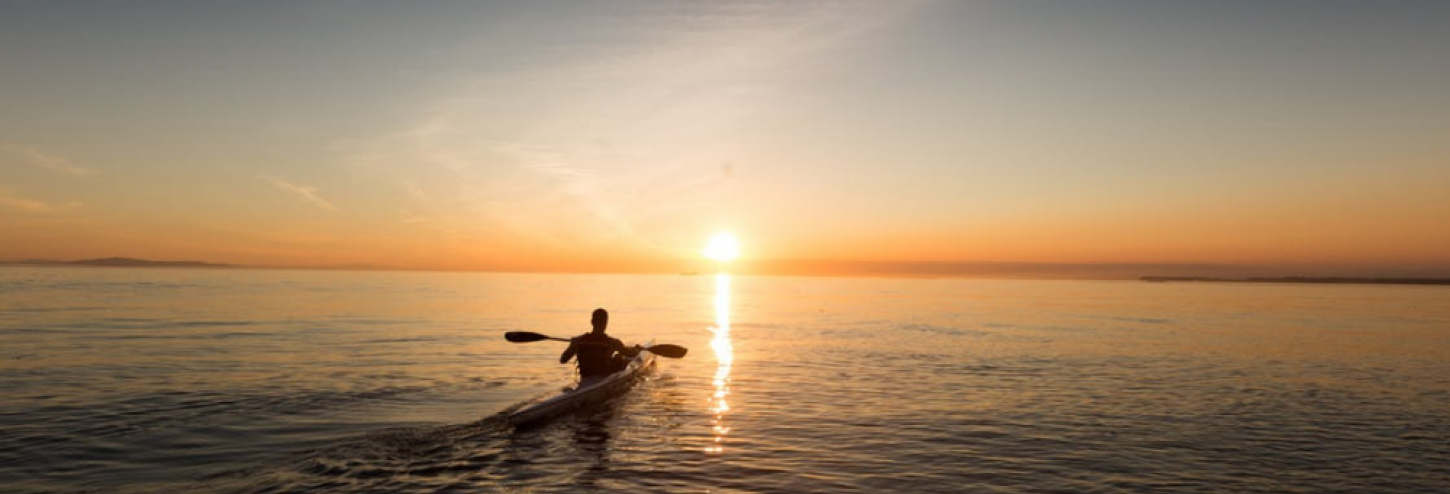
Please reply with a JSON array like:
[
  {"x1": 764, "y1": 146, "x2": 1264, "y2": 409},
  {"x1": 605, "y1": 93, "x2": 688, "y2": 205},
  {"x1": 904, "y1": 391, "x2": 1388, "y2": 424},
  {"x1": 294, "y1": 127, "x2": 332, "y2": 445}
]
[{"x1": 560, "y1": 308, "x2": 640, "y2": 377}]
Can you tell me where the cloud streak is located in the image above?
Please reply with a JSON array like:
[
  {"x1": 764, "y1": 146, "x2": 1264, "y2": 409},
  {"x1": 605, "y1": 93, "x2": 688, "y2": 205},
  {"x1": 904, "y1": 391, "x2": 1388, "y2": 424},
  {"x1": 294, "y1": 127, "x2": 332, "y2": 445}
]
[
  {"x1": 0, "y1": 143, "x2": 99, "y2": 177},
  {"x1": 261, "y1": 176, "x2": 338, "y2": 211},
  {"x1": 0, "y1": 190, "x2": 81, "y2": 212}
]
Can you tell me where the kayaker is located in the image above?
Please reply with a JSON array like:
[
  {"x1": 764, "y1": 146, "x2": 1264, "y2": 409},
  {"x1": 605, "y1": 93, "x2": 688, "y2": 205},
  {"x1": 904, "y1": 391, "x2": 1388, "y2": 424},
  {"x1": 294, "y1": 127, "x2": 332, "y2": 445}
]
[{"x1": 560, "y1": 308, "x2": 641, "y2": 377}]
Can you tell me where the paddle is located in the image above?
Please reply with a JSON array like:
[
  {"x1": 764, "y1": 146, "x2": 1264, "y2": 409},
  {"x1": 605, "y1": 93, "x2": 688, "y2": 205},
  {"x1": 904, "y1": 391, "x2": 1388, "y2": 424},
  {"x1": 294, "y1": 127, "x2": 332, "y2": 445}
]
[{"x1": 504, "y1": 331, "x2": 689, "y2": 358}]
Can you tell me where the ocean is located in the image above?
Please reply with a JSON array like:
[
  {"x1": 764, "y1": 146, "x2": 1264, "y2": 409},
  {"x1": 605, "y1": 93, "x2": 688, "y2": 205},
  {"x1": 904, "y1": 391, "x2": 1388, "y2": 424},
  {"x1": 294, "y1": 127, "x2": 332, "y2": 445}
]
[{"x1": 2, "y1": 267, "x2": 1447, "y2": 493}]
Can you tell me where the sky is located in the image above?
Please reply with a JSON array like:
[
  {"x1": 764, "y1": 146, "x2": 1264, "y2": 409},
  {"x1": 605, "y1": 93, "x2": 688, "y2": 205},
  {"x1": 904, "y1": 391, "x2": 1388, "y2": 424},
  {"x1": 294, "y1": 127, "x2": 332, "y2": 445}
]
[{"x1": 2, "y1": 0, "x2": 1448, "y2": 276}]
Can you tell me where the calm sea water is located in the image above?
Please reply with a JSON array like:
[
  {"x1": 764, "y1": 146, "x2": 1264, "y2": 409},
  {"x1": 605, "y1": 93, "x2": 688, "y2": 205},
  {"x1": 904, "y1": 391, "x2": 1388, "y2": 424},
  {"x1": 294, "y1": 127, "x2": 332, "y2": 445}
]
[{"x1": 2, "y1": 267, "x2": 1447, "y2": 493}]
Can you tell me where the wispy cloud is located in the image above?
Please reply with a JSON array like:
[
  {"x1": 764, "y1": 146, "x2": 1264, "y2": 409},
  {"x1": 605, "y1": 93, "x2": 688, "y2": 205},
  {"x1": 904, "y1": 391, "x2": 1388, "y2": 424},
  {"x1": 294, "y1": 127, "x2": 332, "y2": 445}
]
[
  {"x1": 323, "y1": 1, "x2": 928, "y2": 259},
  {"x1": 362, "y1": 2, "x2": 922, "y2": 239},
  {"x1": 261, "y1": 176, "x2": 338, "y2": 211},
  {"x1": 0, "y1": 190, "x2": 81, "y2": 212},
  {"x1": 0, "y1": 143, "x2": 99, "y2": 177}
]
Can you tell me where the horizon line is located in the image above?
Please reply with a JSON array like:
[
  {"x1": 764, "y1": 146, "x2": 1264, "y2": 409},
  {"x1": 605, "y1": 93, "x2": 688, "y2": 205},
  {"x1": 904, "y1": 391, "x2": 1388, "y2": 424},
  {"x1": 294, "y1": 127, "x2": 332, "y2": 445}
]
[{"x1": 4, "y1": 256, "x2": 1449, "y2": 280}]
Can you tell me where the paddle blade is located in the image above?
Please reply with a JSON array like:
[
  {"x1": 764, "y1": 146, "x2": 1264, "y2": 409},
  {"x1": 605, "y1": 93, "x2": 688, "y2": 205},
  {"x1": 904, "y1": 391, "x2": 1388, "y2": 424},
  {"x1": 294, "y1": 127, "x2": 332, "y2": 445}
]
[
  {"x1": 505, "y1": 331, "x2": 551, "y2": 343},
  {"x1": 645, "y1": 344, "x2": 688, "y2": 359}
]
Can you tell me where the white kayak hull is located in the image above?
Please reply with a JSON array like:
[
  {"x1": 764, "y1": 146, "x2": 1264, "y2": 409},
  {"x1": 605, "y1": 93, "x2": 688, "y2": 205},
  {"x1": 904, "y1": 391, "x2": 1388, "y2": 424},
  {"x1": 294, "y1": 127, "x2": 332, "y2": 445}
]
[{"x1": 508, "y1": 339, "x2": 657, "y2": 426}]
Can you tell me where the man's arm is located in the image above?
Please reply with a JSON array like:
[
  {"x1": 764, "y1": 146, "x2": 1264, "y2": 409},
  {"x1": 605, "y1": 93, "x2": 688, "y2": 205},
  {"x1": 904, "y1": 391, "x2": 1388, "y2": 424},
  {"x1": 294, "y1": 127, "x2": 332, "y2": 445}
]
[
  {"x1": 614, "y1": 338, "x2": 640, "y2": 358},
  {"x1": 560, "y1": 339, "x2": 579, "y2": 364}
]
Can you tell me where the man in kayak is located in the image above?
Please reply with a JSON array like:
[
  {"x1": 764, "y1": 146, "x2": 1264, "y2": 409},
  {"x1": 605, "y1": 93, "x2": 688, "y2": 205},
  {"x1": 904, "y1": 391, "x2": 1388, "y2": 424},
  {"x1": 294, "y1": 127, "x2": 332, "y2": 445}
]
[{"x1": 560, "y1": 308, "x2": 641, "y2": 377}]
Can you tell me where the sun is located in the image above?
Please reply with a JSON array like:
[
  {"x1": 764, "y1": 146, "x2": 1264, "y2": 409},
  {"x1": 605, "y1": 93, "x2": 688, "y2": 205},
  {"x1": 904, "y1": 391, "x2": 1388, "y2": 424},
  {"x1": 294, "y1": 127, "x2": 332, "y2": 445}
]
[{"x1": 704, "y1": 233, "x2": 740, "y2": 262}]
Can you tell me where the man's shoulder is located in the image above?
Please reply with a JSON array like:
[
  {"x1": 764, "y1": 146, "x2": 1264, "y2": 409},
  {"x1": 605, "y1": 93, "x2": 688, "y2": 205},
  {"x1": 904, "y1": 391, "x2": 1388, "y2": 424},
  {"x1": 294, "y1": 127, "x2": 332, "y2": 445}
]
[{"x1": 574, "y1": 332, "x2": 619, "y2": 343}]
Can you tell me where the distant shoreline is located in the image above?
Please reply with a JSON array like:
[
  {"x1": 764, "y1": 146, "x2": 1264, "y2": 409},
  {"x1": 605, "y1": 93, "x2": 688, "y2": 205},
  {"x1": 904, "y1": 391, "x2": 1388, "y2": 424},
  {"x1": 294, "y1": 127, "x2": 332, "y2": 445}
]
[
  {"x1": 1141, "y1": 276, "x2": 1450, "y2": 286},
  {"x1": 0, "y1": 257, "x2": 236, "y2": 269}
]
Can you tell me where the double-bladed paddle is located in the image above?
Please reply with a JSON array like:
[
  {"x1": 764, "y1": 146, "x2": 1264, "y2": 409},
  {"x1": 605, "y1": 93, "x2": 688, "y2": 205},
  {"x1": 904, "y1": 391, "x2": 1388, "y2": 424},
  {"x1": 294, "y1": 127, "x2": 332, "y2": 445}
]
[{"x1": 504, "y1": 331, "x2": 688, "y2": 358}]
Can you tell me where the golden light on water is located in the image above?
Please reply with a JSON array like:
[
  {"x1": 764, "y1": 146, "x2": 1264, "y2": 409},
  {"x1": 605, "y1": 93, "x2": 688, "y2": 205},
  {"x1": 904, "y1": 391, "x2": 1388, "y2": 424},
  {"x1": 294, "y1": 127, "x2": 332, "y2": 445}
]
[
  {"x1": 706, "y1": 272, "x2": 733, "y2": 453},
  {"x1": 704, "y1": 233, "x2": 740, "y2": 262}
]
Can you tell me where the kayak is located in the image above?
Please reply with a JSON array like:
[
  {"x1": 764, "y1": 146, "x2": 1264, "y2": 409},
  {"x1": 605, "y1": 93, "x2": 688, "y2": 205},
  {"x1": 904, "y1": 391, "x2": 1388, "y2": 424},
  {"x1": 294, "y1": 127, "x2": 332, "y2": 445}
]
[{"x1": 508, "y1": 339, "x2": 658, "y2": 426}]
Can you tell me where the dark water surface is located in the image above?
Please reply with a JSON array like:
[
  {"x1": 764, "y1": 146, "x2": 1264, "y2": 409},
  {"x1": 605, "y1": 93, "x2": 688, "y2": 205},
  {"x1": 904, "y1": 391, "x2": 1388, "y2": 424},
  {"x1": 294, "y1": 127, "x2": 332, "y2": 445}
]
[{"x1": 2, "y1": 267, "x2": 1448, "y2": 493}]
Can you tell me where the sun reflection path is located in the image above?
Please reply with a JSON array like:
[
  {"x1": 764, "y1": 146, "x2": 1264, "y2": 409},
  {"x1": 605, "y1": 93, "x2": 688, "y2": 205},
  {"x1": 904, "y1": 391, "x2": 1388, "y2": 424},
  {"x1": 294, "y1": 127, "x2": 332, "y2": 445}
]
[{"x1": 706, "y1": 273, "x2": 733, "y2": 454}]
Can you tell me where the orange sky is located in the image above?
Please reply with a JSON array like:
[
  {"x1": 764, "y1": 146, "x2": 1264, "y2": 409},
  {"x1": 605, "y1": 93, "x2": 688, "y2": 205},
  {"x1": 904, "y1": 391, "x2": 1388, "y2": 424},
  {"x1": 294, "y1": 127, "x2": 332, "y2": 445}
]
[{"x1": 2, "y1": 2, "x2": 1448, "y2": 277}]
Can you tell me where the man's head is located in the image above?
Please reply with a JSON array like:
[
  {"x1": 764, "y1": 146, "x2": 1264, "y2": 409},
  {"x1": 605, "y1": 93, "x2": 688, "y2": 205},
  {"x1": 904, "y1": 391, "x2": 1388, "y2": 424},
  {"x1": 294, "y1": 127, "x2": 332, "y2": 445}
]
[{"x1": 590, "y1": 308, "x2": 609, "y2": 333}]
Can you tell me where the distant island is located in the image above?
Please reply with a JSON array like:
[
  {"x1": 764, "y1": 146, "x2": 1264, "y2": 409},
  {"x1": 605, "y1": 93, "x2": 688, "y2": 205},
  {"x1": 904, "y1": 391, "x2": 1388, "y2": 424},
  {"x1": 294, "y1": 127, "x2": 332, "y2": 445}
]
[
  {"x1": 1, "y1": 257, "x2": 236, "y2": 268},
  {"x1": 1141, "y1": 276, "x2": 1450, "y2": 286}
]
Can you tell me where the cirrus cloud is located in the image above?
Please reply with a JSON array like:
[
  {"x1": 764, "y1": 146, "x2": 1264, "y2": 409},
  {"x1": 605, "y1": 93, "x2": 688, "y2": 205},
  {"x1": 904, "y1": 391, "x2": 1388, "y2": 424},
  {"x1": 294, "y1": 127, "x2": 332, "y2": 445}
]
[
  {"x1": 0, "y1": 189, "x2": 82, "y2": 213},
  {"x1": 260, "y1": 176, "x2": 338, "y2": 211},
  {"x1": 0, "y1": 143, "x2": 98, "y2": 177}
]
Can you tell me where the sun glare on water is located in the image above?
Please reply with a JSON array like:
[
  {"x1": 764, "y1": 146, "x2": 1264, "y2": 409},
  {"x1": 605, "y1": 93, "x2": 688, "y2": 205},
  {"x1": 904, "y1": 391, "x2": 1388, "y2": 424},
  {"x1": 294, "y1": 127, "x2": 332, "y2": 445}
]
[{"x1": 704, "y1": 233, "x2": 739, "y2": 262}]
